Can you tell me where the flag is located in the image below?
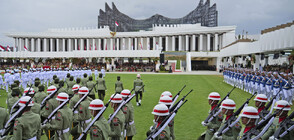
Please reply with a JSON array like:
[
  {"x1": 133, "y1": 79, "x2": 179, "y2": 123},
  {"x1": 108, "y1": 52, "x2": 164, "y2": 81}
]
[
  {"x1": 84, "y1": 44, "x2": 86, "y2": 50},
  {"x1": 0, "y1": 45, "x2": 5, "y2": 51},
  {"x1": 89, "y1": 44, "x2": 92, "y2": 50},
  {"x1": 78, "y1": 45, "x2": 80, "y2": 50},
  {"x1": 105, "y1": 43, "x2": 107, "y2": 50},
  {"x1": 140, "y1": 42, "x2": 143, "y2": 50},
  {"x1": 95, "y1": 43, "x2": 97, "y2": 50},
  {"x1": 113, "y1": 43, "x2": 115, "y2": 50},
  {"x1": 24, "y1": 45, "x2": 29, "y2": 51},
  {"x1": 7, "y1": 46, "x2": 11, "y2": 52},
  {"x1": 115, "y1": 21, "x2": 119, "y2": 26}
]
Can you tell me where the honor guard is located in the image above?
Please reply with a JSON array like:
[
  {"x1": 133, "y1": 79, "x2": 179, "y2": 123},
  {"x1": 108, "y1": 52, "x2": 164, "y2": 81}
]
[
  {"x1": 69, "y1": 84, "x2": 80, "y2": 108},
  {"x1": 12, "y1": 96, "x2": 41, "y2": 140},
  {"x1": 134, "y1": 74, "x2": 144, "y2": 106},
  {"x1": 0, "y1": 106, "x2": 9, "y2": 134},
  {"x1": 25, "y1": 88, "x2": 41, "y2": 114},
  {"x1": 115, "y1": 76, "x2": 124, "y2": 94},
  {"x1": 86, "y1": 76, "x2": 96, "y2": 100},
  {"x1": 237, "y1": 106, "x2": 259, "y2": 139},
  {"x1": 89, "y1": 99, "x2": 110, "y2": 140},
  {"x1": 159, "y1": 95, "x2": 175, "y2": 140},
  {"x1": 109, "y1": 94, "x2": 125, "y2": 140},
  {"x1": 42, "y1": 92, "x2": 73, "y2": 140},
  {"x1": 67, "y1": 76, "x2": 75, "y2": 97},
  {"x1": 121, "y1": 89, "x2": 136, "y2": 140},
  {"x1": 7, "y1": 87, "x2": 21, "y2": 114},
  {"x1": 261, "y1": 100, "x2": 294, "y2": 140},
  {"x1": 254, "y1": 94, "x2": 268, "y2": 116},
  {"x1": 146, "y1": 104, "x2": 170, "y2": 140},
  {"x1": 34, "y1": 85, "x2": 47, "y2": 104},
  {"x1": 201, "y1": 92, "x2": 223, "y2": 140},
  {"x1": 97, "y1": 74, "x2": 107, "y2": 101},
  {"x1": 81, "y1": 73, "x2": 88, "y2": 87}
]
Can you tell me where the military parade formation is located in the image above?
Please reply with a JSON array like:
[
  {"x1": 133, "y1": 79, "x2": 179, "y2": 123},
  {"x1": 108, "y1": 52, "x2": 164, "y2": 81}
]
[{"x1": 0, "y1": 67, "x2": 293, "y2": 140}]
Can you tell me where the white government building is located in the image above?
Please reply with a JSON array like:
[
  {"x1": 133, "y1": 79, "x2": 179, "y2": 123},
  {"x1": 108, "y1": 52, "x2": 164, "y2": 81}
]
[{"x1": 1, "y1": 21, "x2": 294, "y2": 72}]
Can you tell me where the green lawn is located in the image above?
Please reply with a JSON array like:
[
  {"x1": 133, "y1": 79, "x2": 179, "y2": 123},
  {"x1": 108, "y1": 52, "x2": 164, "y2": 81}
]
[{"x1": 0, "y1": 73, "x2": 293, "y2": 140}]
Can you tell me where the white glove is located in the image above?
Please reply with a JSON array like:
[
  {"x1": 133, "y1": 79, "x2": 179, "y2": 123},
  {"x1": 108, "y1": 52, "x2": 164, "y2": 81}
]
[
  {"x1": 214, "y1": 132, "x2": 222, "y2": 139},
  {"x1": 201, "y1": 121, "x2": 208, "y2": 126},
  {"x1": 269, "y1": 136, "x2": 278, "y2": 140},
  {"x1": 150, "y1": 126, "x2": 153, "y2": 130}
]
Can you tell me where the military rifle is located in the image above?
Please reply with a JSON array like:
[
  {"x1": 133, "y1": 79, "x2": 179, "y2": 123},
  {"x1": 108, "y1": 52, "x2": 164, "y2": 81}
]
[
  {"x1": 170, "y1": 85, "x2": 186, "y2": 108},
  {"x1": 40, "y1": 86, "x2": 62, "y2": 110},
  {"x1": 273, "y1": 111, "x2": 294, "y2": 139},
  {"x1": 10, "y1": 84, "x2": 33, "y2": 115},
  {"x1": 1, "y1": 96, "x2": 34, "y2": 138},
  {"x1": 108, "y1": 86, "x2": 144, "y2": 123},
  {"x1": 216, "y1": 92, "x2": 257, "y2": 137},
  {"x1": 146, "y1": 99, "x2": 188, "y2": 140},
  {"x1": 72, "y1": 83, "x2": 98, "y2": 113},
  {"x1": 240, "y1": 107, "x2": 285, "y2": 140},
  {"x1": 169, "y1": 89, "x2": 193, "y2": 112},
  {"x1": 203, "y1": 86, "x2": 236, "y2": 124},
  {"x1": 77, "y1": 92, "x2": 119, "y2": 140}
]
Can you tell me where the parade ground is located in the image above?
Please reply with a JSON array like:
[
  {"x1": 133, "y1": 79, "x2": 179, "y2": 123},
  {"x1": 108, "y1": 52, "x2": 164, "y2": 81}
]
[{"x1": 0, "y1": 73, "x2": 293, "y2": 139}]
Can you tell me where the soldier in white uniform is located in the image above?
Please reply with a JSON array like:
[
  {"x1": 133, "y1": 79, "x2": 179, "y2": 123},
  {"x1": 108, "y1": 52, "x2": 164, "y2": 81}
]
[{"x1": 4, "y1": 70, "x2": 11, "y2": 92}]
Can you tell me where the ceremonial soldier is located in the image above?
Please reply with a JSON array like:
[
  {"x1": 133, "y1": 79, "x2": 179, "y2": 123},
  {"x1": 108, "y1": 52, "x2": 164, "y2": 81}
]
[
  {"x1": 69, "y1": 84, "x2": 80, "y2": 108},
  {"x1": 89, "y1": 99, "x2": 110, "y2": 140},
  {"x1": 261, "y1": 100, "x2": 294, "y2": 140},
  {"x1": 97, "y1": 73, "x2": 107, "y2": 101},
  {"x1": 161, "y1": 91, "x2": 173, "y2": 98},
  {"x1": 146, "y1": 103, "x2": 170, "y2": 140},
  {"x1": 33, "y1": 78, "x2": 41, "y2": 92},
  {"x1": 121, "y1": 90, "x2": 136, "y2": 140},
  {"x1": 41, "y1": 85, "x2": 59, "y2": 139},
  {"x1": 237, "y1": 106, "x2": 259, "y2": 139},
  {"x1": 58, "y1": 80, "x2": 67, "y2": 94},
  {"x1": 201, "y1": 92, "x2": 223, "y2": 140},
  {"x1": 249, "y1": 72, "x2": 256, "y2": 94},
  {"x1": 265, "y1": 72, "x2": 273, "y2": 99},
  {"x1": 101, "y1": 67, "x2": 106, "y2": 78},
  {"x1": 86, "y1": 76, "x2": 96, "y2": 99},
  {"x1": 53, "y1": 78, "x2": 60, "y2": 88},
  {"x1": 81, "y1": 73, "x2": 88, "y2": 87},
  {"x1": 254, "y1": 94, "x2": 268, "y2": 117},
  {"x1": 71, "y1": 87, "x2": 92, "y2": 140},
  {"x1": 67, "y1": 76, "x2": 75, "y2": 97},
  {"x1": 65, "y1": 73, "x2": 71, "y2": 83},
  {"x1": 158, "y1": 95, "x2": 175, "y2": 140},
  {"x1": 0, "y1": 106, "x2": 9, "y2": 134},
  {"x1": 34, "y1": 85, "x2": 47, "y2": 104},
  {"x1": 51, "y1": 75, "x2": 57, "y2": 85},
  {"x1": 109, "y1": 94, "x2": 125, "y2": 140},
  {"x1": 25, "y1": 88, "x2": 41, "y2": 114},
  {"x1": 115, "y1": 76, "x2": 124, "y2": 94},
  {"x1": 6, "y1": 83, "x2": 17, "y2": 100},
  {"x1": 255, "y1": 72, "x2": 261, "y2": 94},
  {"x1": 76, "y1": 78, "x2": 81, "y2": 86},
  {"x1": 12, "y1": 96, "x2": 41, "y2": 140},
  {"x1": 272, "y1": 72, "x2": 282, "y2": 100},
  {"x1": 260, "y1": 72, "x2": 267, "y2": 95},
  {"x1": 133, "y1": 74, "x2": 144, "y2": 106},
  {"x1": 7, "y1": 87, "x2": 20, "y2": 114},
  {"x1": 42, "y1": 92, "x2": 73, "y2": 140},
  {"x1": 282, "y1": 74, "x2": 292, "y2": 104},
  {"x1": 212, "y1": 99, "x2": 241, "y2": 140}
]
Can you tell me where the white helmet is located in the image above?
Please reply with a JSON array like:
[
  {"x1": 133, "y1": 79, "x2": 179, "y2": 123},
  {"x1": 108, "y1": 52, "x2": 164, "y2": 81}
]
[
  {"x1": 220, "y1": 99, "x2": 236, "y2": 110},
  {"x1": 18, "y1": 96, "x2": 34, "y2": 107},
  {"x1": 240, "y1": 106, "x2": 259, "y2": 119},
  {"x1": 110, "y1": 94, "x2": 123, "y2": 103},
  {"x1": 89, "y1": 99, "x2": 104, "y2": 110},
  {"x1": 159, "y1": 96, "x2": 173, "y2": 105},
  {"x1": 161, "y1": 91, "x2": 172, "y2": 98},
  {"x1": 254, "y1": 94, "x2": 268, "y2": 103},
  {"x1": 47, "y1": 85, "x2": 57, "y2": 93},
  {"x1": 56, "y1": 92, "x2": 69, "y2": 102},
  {"x1": 24, "y1": 88, "x2": 35, "y2": 95},
  {"x1": 274, "y1": 100, "x2": 291, "y2": 111},
  {"x1": 208, "y1": 92, "x2": 221, "y2": 100},
  {"x1": 137, "y1": 74, "x2": 141, "y2": 78},
  {"x1": 152, "y1": 104, "x2": 169, "y2": 116},
  {"x1": 120, "y1": 89, "x2": 131, "y2": 98},
  {"x1": 78, "y1": 87, "x2": 89, "y2": 94},
  {"x1": 72, "y1": 84, "x2": 80, "y2": 91}
]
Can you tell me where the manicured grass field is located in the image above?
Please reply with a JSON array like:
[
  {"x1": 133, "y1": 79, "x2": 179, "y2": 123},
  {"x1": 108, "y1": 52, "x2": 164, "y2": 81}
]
[{"x1": 0, "y1": 73, "x2": 293, "y2": 140}]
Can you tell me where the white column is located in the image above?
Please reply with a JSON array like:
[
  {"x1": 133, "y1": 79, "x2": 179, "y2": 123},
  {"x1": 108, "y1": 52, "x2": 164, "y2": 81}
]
[
  {"x1": 86, "y1": 39, "x2": 89, "y2": 51},
  {"x1": 56, "y1": 39, "x2": 59, "y2": 52},
  {"x1": 159, "y1": 37, "x2": 162, "y2": 50},
  {"x1": 165, "y1": 36, "x2": 169, "y2": 51},
  {"x1": 140, "y1": 38, "x2": 143, "y2": 50},
  {"x1": 80, "y1": 39, "x2": 84, "y2": 51},
  {"x1": 207, "y1": 34, "x2": 211, "y2": 51},
  {"x1": 19, "y1": 38, "x2": 22, "y2": 51},
  {"x1": 44, "y1": 39, "x2": 47, "y2": 52},
  {"x1": 128, "y1": 38, "x2": 131, "y2": 50},
  {"x1": 30, "y1": 38, "x2": 34, "y2": 52},
  {"x1": 74, "y1": 39, "x2": 77, "y2": 51},
  {"x1": 103, "y1": 39, "x2": 107, "y2": 50},
  {"x1": 147, "y1": 37, "x2": 150, "y2": 50},
  {"x1": 68, "y1": 39, "x2": 72, "y2": 51},
  {"x1": 199, "y1": 34, "x2": 203, "y2": 51},
  {"x1": 110, "y1": 38, "x2": 113, "y2": 50},
  {"x1": 117, "y1": 38, "x2": 120, "y2": 50},
  {"x1": 98, "y1": 39, "x2": 101, "y2": 50},
  {"x1": 172, "y1": 36, "x2": 175, "y2": 51},
  {"x1": 50, "y1": 38, "x2": 53, "y2": 52},
  {"x1": 37, "y1": 38, "x2": 41, "y2": 52},
  {"x1": 186, "y1": 52, "x2": 191, "y2": 72},
  {"x1": 92, "y1": 39, "x2": 95, "y2": 51},
  {"x1": 135, "y1": 38, "x2": 137, "y2": 50},
  {"x1": 153, "y1": 37, "x2": 156, "y2": 50},
  {"x1": 122, "y1": 38, "x2": 126, "y2": 50},
  {"x1": 192, "y1": 35, "x2": 196, "y2": 51},
  {"x1": 25, "y1": 38, "x2": 29, "y2": 51},
  {"x1": 215, "y1": 34, "x2": 218, "y2": 51},
  {"x1": 63, "y1": 39, "x2": 66, "y2": 52},
  {"x1": 179, "y1": 35, "x2": 182, "y2": 51},
  {"x1": 185, "y1": 35, "x2": 189, "y2": 51},
  {"x1": 15, "y1": 38, "x2": 18, "y2": 52}
]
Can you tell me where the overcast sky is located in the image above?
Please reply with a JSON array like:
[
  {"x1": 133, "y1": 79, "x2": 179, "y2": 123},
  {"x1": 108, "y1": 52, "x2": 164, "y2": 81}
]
[{"x1": 1, "y1": 0, "x2": 294, "y2": 46}]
